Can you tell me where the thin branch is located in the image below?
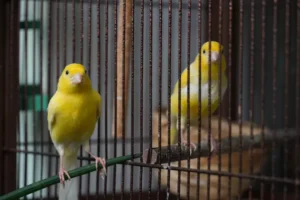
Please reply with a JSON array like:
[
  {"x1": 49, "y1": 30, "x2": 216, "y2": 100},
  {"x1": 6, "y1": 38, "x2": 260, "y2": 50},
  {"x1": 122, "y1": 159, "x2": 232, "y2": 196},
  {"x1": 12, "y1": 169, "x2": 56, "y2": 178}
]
[
  {"x1": 0, "y1": 154, "x2": 141, "y2": 200},
  {"x1": 143, "y1": 129, "x2": 297, "y2": 164}
]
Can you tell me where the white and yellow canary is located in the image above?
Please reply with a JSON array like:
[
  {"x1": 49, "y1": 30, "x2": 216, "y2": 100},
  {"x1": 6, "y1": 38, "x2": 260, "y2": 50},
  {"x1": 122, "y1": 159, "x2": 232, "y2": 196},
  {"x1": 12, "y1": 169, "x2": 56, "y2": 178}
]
[{"x1": 170, "y1": 41, "x2": 227, "y2": 152}]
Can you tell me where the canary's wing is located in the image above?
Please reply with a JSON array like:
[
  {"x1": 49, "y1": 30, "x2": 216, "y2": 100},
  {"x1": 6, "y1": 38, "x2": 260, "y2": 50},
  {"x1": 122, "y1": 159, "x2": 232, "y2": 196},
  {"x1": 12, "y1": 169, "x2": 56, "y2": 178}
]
[
  {"x1": 173, "y1": 67, "x2": 190, "y2": 94},
  {"x1": 82, "y1": 91, "x2": 101, "y2": 153},
  {"x1": 47, "y1": 93, "x2": 59, "y2": 133},
  {"x1": 170, "y1": 66, "x2": 190, "y2": 144},
  {"x1": 94, "y1": 90, "x2": 102, "y2": 119},
  {"x1": 173, "y1": 59, "x2": 200, "y2": 94}
]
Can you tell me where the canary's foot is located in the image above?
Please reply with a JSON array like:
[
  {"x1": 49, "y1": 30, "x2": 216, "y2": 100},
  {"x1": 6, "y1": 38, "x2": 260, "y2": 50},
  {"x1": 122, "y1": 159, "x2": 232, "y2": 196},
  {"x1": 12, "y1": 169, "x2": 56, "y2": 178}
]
[
  {"x1": 209, "y1": 136, "x2": 217, "y2": 154},
  {"x1": 179, "y1": 129, "x2": 196, "y2": 154},
  {"x1": 205, "y1": 136, "x2": 218, "y2": 160},
  {"x1": 91, "y1": 155, "x2": 106, "y2": 178},
  {"x1": 59, "y1": 167, "x2": 71, "y2": 186},
  {"x1": 181, "y1": 139, "x2": 197, "y2": 155}
]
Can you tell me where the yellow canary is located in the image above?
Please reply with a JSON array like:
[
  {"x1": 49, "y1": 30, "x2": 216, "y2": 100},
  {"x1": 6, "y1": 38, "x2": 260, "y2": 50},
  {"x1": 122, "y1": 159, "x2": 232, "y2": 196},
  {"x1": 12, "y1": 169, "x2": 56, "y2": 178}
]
[
  {"x1": 47, "y1": 63, "x2": 105, "y2": 200},
  {"x1": 170, "y1": 41, "x2": 227, "y2": 152}
]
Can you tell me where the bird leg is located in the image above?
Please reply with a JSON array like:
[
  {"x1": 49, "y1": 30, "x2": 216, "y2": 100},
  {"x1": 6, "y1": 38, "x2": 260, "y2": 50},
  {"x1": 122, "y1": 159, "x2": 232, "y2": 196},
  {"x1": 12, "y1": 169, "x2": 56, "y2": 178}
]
[
  {"x1": 83, "y1": 142, "x2": 107, "y2": 177},
  {"x1": 180, "y1": 129, "x2": 197, "y2": 153},
  {"x1": 88, "y1": 152, "x2": 106, "y2": 174},
  {"x1": 208, "y1": 134, "x2": 217, "y2": 155},
  {"x1": 177, "y1": 119, "x2": 197, "y2": 154},
  {"x1": 59, "y1": 156, "x2": 71, "y2": 186}
]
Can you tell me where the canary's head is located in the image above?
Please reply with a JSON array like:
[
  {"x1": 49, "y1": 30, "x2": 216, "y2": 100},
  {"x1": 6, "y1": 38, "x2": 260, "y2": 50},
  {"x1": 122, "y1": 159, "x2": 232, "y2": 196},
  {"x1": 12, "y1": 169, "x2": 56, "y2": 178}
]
[
  {"x1": 201, "y1": 41, "x2": 224, "y2": 64},
  {"x1": 195, "y1": 41, "x2": 226, "y2": 70},
  {"x1": 58, "y1": 63, "x2": 92, "y2": 93}
]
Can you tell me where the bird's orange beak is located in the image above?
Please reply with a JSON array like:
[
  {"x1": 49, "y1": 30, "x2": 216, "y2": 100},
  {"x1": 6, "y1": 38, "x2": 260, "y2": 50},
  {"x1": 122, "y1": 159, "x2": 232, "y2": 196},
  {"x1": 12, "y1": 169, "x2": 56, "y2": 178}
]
[
  {"x1": 210, "y1": 51, "x2": 220, "y2": 63},
  {"x1": 71, "y1": 73, "x2": 83, "y2": 84}
]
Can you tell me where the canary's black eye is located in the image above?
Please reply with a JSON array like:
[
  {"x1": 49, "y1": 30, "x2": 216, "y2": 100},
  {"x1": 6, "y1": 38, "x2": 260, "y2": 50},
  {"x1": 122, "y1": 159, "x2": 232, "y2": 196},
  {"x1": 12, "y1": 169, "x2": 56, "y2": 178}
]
[
  {"x1": 85, "y1": 70, "x2": 87, "y2": 74},
  {"x1": 65, "y1": 70, "x2": 69, "y2": 75},
  {"x1": 203, "y1": 50, "x2": 206, "y2": 54},
  {"x1": 221, "y1": 49, "x2": 224, "y2": 54}
]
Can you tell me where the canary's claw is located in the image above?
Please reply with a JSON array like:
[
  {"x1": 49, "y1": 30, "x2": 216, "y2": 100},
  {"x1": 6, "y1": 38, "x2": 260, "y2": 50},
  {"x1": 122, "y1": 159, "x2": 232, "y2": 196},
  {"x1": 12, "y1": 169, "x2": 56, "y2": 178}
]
[
  {"x1": 92, "y1": 156, "x2": 106, "y2": 178},
  {"x1": 181, "y1": 140, "x2": 197, "y2": 155},
  {"x1": 210, "y1": 138, "x2": 217, "y2": 153},
  {"x1": 59, "y1": 167, "x2": 71, "y2": 186}
]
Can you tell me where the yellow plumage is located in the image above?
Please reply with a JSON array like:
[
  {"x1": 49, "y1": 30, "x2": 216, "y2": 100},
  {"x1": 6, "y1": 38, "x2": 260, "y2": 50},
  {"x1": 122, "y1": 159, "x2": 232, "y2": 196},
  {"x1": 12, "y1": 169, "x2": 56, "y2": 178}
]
[
  {"x1": 47, "y1": 63, "x2": 105, "y2": 200},
  {"x1": 170, "y1": 41, "x2": 227, "y2": 150},
  {"x1": 48, "y1": 90, "x2": 101, "y2": 145}
]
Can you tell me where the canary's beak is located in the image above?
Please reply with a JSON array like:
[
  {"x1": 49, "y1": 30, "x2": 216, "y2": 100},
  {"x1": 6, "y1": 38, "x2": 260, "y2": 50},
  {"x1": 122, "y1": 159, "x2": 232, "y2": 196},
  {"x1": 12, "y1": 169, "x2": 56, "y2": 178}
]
[
  {"x1": 71, "y1": 73, "x2": 83, "y2": 84},
  {"x1": 210, "y1": 51, "x2": 220, "y2": 63}
]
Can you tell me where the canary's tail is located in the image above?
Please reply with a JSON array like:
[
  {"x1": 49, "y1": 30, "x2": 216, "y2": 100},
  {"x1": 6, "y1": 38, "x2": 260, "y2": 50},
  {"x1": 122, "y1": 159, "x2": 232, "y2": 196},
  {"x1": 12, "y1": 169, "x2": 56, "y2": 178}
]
[{"x1": 59, "y1": 153, "x2": 78, "y2": 200}]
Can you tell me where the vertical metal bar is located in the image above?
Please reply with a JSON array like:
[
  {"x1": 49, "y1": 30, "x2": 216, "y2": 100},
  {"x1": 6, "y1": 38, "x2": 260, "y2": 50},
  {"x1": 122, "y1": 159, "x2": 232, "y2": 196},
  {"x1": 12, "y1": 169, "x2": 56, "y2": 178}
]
[
  {"x1": 104, "y1": 0, "x2": 109, "y2": 198},
  {"x1": 3, "y1": 0, "x2": 19, "y2": 194},
  {"x1": 32, "y1": 1, "x2": 37, "y2": 196},
  {"x1": 238, "y1": 0, "x2": 244, "y2": 198},
  {"x1": 96, "y1": 0, "x2": 101, "y2": 196},
  {"x1": 88, "y1": 0, "x2": 92, "y2": 74},
  {"x1": 295, "y1": 1, "x2": 300, "y2": 198},
  {"x1": 272, "y1": 0, "x2": 278, "y2": 199},
  {"x1": 157, "y1": 0, "x2": 163, "y2": 199},
  {"x1": 54, "y1": 1, "x2": 60, "y2": 196},
  {"x1": 24, "y1": 0, "x2": 29, "y2": 191},
  {"x1": 187, "y1": 0, "x2": 192, "y2": 199},
  {"x1": 56, "y1": 0, "x2": 60, "y2": 81},
  {"x1": 0, "y1": 0, "x2": 4, "y2": 191},
  {"x1": 72, "y1": 0, "x2": 76, "y2": 63},
  {"x1": 260, "y1": 1, "x2": 266, "y2": 199},
  {"x1": 196, "y1": 1, "x2": 202, "y2": 199},
  {"x1": 207, "y1": 0, "x2": 212, "y2": 199},
  {"x1": 283, "y1": 1, "x2": 290, "y2": 200},
  {"x1": 104, "y1": 0, "x2": 108, "y2": 199},
  {"x1": 139, "y1": 0, "x2": 144, "y2": 199},
  {"x1": 39, "y1": 0, "x2": 44, "y2": 198},
  {"x1": 227, "y1": 0, "x2": 233, "y2": 199},
  {"x1": 47, "y1": 0, "x2": 52, "y2": 198},
  {"x1": 87, "y1": 0, "x2": 92, "y2": 197},
  {"x1": 249, "y1": 0, "x2": 255, "y2": 198},
  {"x1": 113, "y1": 0, "x2": 118, "y2": 198},
  {"x1": 6, "y1": 0, "x2": 13, "y2": 192},
  {"x1": 177, "y1": 0, "x2": 182, "y2": 198},
  {"x1": 63, "y1": 0, "x2": 67, "y2": 66},
  {"x1": 1, "y1": 0, "x2": 9, "y2": 194},
  {"x1": 130, "y1": 0, "x2": 135, "y2": 199},
  {"x1": 79, "y1": 0, "x2": 84, "y2": 196},
  {"x1": 167, "y1": 0, "x2": 172, "y2": 198},
  {"x1": 71, "y1": 0, "x2": 77, "y2": 196},
  {"x1": 296, "y1": 1, "x2": 300, "y2": 200},
  {"x1": 148, "y1": 0, "x2": 153, "y2": 197},
  {"x1": 217, "y1": 0, "x2": 223, "y2": 199},
  {"x1": 121, "y1": 0, "x2": 126, "y2": 198}
]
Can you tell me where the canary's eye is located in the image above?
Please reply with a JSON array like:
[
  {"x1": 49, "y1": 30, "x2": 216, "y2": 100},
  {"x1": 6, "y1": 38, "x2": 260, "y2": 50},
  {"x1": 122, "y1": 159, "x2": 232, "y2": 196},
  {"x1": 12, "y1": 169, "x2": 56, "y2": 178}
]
[
  {"x1": 202, "y1": 50, "x2": 206, "y2": 54},
  {"x1": 65, "y1": 70, "x2": 69, "y2": 75},
  {"x1": 85, "y1": 70, "x2": 87, "y2": 74},
  {"x1": 221, "y1": 49, "x2": 224, "y2": 54}
]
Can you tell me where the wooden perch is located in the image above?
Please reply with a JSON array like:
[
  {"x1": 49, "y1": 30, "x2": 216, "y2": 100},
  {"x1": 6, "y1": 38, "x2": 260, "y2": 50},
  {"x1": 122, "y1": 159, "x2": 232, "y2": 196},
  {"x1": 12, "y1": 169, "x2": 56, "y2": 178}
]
[
  {"x1": 112, "y1": 0, "x2": 133, "y2": 138},
  {"x1": 143, "y1": 129, "x2": 297, "y2": 164}
]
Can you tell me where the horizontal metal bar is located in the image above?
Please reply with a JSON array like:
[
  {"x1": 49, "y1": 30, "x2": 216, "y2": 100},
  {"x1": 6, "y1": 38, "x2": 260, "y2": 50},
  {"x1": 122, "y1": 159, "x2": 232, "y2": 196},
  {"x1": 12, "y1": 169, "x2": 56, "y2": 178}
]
[
  {"x1": 16, "y1": 137, "x2": 150, "y2": 146},
  {"x1": 126, "y1": 162, "x2": 299, "y2": 186}
]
